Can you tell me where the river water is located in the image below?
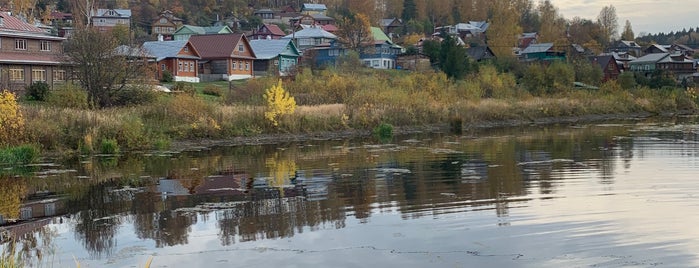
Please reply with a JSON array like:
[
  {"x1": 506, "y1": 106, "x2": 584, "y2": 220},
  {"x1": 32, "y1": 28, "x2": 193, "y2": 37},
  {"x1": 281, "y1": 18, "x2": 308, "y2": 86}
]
[{"x1": 2, "y1": 118, "x2": 699, "y2": 267}]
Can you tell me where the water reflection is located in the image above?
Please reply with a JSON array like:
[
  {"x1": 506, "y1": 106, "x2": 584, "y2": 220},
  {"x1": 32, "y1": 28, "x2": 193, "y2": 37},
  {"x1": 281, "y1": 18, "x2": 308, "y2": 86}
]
[{"x1": 3, "y1": 120, "x2": 699, "y2": 266}]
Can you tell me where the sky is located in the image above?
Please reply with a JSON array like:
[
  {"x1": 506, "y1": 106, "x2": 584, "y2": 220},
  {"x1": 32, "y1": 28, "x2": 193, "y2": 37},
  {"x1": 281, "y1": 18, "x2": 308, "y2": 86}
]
[{"x1": 549, "y1": 0, "x2": 699, "y2": 36}]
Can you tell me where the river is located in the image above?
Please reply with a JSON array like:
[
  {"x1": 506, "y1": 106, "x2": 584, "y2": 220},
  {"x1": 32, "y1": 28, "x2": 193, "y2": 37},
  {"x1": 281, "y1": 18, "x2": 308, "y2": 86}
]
[{"x1": 2, "y1": 117, "x2": 699, "y2": 267}]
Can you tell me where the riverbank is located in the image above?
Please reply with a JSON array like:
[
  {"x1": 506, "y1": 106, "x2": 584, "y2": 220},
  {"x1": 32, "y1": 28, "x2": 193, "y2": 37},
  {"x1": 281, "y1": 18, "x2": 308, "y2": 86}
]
[{"x1": 169, "y1": 111, "x2": 687, "y2": 152}]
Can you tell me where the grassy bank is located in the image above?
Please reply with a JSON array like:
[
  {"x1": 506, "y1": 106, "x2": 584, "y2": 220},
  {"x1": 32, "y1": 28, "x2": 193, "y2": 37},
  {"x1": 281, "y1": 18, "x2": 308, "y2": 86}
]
[{"x1": 15, "y1": 67, "x2": 699, "y2": 154}]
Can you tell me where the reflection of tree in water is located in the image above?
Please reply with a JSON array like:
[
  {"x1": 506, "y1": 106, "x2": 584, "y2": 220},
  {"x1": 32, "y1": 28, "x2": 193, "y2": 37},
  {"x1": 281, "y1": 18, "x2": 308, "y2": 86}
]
[
  {"x1": 0, "y1": 175, "x2": 27, "y2": 219},
  {"x1": 1, "y1": 224, "x2": 59, "y2": 266},
  {"x1": 70, "y1": 179, "x2": 133, "y2": 258},
  {"x1": 131, "y1": 192, "x2": 196, "y2": 248},
  {"x1": 265, "y1": 152, "x2": 297, "y2": 197}
]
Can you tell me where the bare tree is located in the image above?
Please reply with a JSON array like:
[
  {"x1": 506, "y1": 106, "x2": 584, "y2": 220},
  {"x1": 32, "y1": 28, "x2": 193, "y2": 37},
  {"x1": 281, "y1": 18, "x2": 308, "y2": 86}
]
[
  {"x1": 71, "y1": 0, "x2": 96, "y2": 27},
  {"x1": 597, "y1": 5, "x2": 618, "y2": 46},
  {"x1": 64, "y1": 28, "x2": 151, "y2": 107},
  {"x1": 336, "y1": 12, "x2": 374, "y2": 52}
]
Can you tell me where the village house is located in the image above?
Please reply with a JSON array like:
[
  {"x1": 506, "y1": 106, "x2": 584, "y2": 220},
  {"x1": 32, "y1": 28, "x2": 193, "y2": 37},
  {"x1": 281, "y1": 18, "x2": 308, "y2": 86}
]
[
  {"x1": 90, "y1": 8, "x2": 131, "y2": 32},
  {"x1": 188, "y1": 33, "x2": 256, "y2": 81},
  {"x1": 281, "y1": 25, "x2": 337, "y2": 53},
  {"x1": 629, "y1": 52, "x2": 695, "y2": 80},
  {"x1": 173, "y1": 25, "x2": 232, "y2": 40},
  {"x1": 249, "y1": 23, "x2": 286, "y2": 40},
  {"x1": 590, "y1": 55, "x2": 620, "y2": 82},
  {"x1": 380, "y1": 18, "x2": 403, "y2": 36},
  {"x1": 519, "y1": 43, "x2": 566, "y2": 62},
  {"x1": 360, "y1": 27, "x2": 403, "y2": 69},
  {"x1": 249, "y1": 39, "x2": 300, "y2": 76},
  {"x1": 300, "y1": 3, "x2": 327, "y2": 15},
  {"x1": 466, "y1": 46, "x2": 496, "y2": 62},
  {"x1": 151, "y1": 10, "x2": 183, "y2": 40},
  {"x1": 0, "y1": 12, "x2": 70, "y2": 92},
  {"x1": 142, "y1": 39, "x2": 201, "y2": 82}
]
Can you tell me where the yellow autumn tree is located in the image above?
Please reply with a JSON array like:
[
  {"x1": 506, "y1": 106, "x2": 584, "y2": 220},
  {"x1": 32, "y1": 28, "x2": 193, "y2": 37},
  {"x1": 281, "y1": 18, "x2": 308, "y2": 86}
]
[
  {"x1": 0, "y1": 90, "x2": 25, "y2": 146},
  {"x1": 263, "y1": 79, "x2": 296, "y2": 127}
]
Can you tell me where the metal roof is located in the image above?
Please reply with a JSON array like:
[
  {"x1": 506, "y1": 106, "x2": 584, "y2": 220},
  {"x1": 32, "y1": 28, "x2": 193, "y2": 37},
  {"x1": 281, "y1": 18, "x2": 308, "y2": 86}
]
[
  {"x1": 521, "y1": 43, "x2": 554, "y2": 54},
  {"x1": 142, "y1": 40, "x2": 197, "y2": 61},
  {"x1": 302, "y1": 3, "x2": 327, "y2": 11},
  {"x1": 282, "y1": 26, "x2": 337, "y2": 39},
  {"x1": 630, "y1": 53, "x2": 669, "y2": 64},
  {"x1": 249, "y1": 39, "x2": 298, "y2": 60}
]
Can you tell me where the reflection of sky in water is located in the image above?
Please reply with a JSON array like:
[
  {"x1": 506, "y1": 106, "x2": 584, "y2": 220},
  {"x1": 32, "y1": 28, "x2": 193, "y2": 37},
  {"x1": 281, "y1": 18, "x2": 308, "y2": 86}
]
[{"x1": 6, "y1": 123, "x2": 699, "y2": 267}]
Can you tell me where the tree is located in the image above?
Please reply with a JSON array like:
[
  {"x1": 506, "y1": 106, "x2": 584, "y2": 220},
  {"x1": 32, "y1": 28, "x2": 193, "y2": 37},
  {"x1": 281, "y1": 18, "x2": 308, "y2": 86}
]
[
  {"x1": 402, "y1": 0, "x2": 417, "y2": 22},
  {"x1": 336, "y1": 12, "x2": 373, "y2": 51},
  {"x1": 0, "y1": 90, "x2": 25, "y2": 146},
  {"x1": 597, "y1": 5, "x2": 618, "y2": 46},
  {"x1": 439, "y1": 34, "x2": 469, "y2": 79},
  {"x1": 487, "y1": 0, "x2": 522, "y2": 59},
  {"x1": 263, "y1": 80, "x2": 296, "y2": 127},
  {"x1": 621, "y1": 20, "x2": 635, "y2": 40},
  {"x1": 537, "y1": 0, "x2": 567, "y2": 45},
  {"x1": 64, "y1": 28, "x2": 151, "y2": 107}
]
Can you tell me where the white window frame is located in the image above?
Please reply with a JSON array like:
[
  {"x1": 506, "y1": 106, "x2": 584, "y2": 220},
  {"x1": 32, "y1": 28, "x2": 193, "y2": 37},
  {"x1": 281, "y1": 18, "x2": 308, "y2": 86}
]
[
  {"x1": 53, "y1": 70, "x2": 66, "y2": 81},
  {"x1": 32, "y1": 69, "x2": 46, "y2": 81},
  {"x1": 15, "y1": 39, "x2": 27, "y2": 50},
  {"x1": 10, "y1": 69, "x2": 24, "y2": 81},
  {"x1": 40, "y1": 40, "x2": 51, "y2": 51}
]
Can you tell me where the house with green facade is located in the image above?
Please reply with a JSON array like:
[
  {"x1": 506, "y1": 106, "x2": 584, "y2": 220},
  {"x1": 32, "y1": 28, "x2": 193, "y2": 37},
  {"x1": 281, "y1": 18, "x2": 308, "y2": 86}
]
[
  {"x1": 173, "y1": 25, "x2": 233, "y2": 40},
  {"x1": 249, "y1": 39, "x2": 300, "y2": 76},
  {"x1": 520, "y1": 43, "x2": 565, "y2": 62}
]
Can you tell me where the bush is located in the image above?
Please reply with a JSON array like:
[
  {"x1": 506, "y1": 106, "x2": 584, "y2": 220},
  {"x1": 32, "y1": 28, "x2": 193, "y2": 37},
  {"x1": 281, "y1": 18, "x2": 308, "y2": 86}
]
[
  {"x1": 100, "y1": 138, "x2": 120, "y2": 154},
  {"x1": 264, "y1": 79, "x2": 296, "y2": 126},
  {"x1": 202, "y1": 84, "x2": 223, "y2": 97},
  {"x1": 161, "y1": 70, "x2": 173, "y2": 83},
  {"x1": 172, "y1": 82, "x2": 196, "y2": 95},
  {"x1": 25, "y1": 81, "x2": 50, "y2": 101},
  {"x1": 0, "y1": 90, "x2": 25, "y2": 146},
  {"x1": 112, "y1": 85, "x2": 158, "y2": 106},
  {"x1": 373, "y1": 123, "x2": 393, "y2": 142},
  {"x1": 0, "y1": 144, "x2": 39, "y2": 166},
  {"x1": 46, "y1": 83, "x2": 89, "y2": 109}
]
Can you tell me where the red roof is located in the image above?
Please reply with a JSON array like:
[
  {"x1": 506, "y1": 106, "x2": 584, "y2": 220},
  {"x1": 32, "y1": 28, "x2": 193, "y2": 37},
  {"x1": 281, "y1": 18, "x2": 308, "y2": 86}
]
[
  {"x1": 264, "y1": 24, "x2": 286, "y2": 36},
  {"x1": 0, "y1": 12, "x2": 44, "y2": 32},
  {"x1": 50, "y1": 11, "x2": 72, "y2": 20},
  {"x1": 188, "y1": 33, "x2": 255, "y2": 59},
  {"x1": 321, "y1": 24, "x2": 338, "y2": 32}
]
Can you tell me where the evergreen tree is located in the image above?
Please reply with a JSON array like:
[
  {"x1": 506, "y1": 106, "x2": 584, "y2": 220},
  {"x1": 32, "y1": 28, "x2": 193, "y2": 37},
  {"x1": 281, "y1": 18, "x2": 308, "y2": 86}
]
[
  {"x1": 402, "y1": 0, "x2": 417, "y2": 22},
  {"x1": 621, "y1": 20, "x2": 635, "y2": 40},
  {"x1": 439, "y1": 34, "x2": 469, "y2": 79}
]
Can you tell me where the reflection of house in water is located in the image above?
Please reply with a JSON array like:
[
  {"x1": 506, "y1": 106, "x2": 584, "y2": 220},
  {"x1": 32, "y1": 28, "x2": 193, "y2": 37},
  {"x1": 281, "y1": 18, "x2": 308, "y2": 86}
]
[
  {"x1": 460, "y1": 160, "x2": 489, "y2": 183},
  {"x1": 1, "y1": 198, "x2": 66, "y2": 243},
  {"x1": 292, "y1": 171, "x2": 332, "y2": 201}
]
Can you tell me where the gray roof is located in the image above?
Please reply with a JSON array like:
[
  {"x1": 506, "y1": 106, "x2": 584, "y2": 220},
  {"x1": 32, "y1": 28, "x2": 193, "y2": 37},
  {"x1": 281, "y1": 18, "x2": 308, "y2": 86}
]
[
  {"x1": 521, "y1": 43, "x2": 554, "y2": 54},
  {"x1": 249, "y1": 39, "x2": 297, "y2": 60},
  {"x1": 282, "y1": 26, "x2": 337, "y2": 39},
  {"x1": 114, "y1": 45, "x2": 153, "y2": 58},
  {"x1": 629, "y1": 53, "x2": 669, "y2": 64},
  {"x1": 94, "y1": 9, "x2": 132, "y2": 18},
  {"x1": 142, "y1": 40, "x2": 199, "y2": 61}
]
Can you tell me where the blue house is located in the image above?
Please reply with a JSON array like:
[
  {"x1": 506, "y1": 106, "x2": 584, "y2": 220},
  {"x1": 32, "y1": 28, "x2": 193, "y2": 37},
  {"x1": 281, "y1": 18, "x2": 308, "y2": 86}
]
[
  {"x1": 359, "y1": 27, "x2": 403, "y2": 69},
  {"x1": 309, "y1": 41, "x2": 347, "y2": 67}
]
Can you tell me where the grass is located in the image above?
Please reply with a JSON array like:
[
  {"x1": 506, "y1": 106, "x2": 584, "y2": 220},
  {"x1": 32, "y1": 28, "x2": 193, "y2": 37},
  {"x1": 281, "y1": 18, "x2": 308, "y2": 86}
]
[{"x1": 14, "y1": 68, "x2": 698, "y2": 154}]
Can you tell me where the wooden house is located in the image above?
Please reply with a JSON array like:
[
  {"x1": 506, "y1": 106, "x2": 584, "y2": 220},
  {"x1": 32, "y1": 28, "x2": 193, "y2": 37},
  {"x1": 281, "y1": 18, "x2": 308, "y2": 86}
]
[
  {"x1": 0, "y1": 12, "x2": 70, "y2": 93},
  {"x1": 249, "y1": 24, "x2": 286, "y2": 40},
  {"x1": 151, "y1": 10, "x2": 183, "y2": 40},
  {"x1": 189, "y1": 33, "x2": 256, "y2": 81},
  {"x1": 142, "y1": 39, "x2": 201, "y2": 82},
  {"x1": 590, "y1": 55, "x2": 620, "y2": 82},
  {"x1": 173, "y1": 25, "x2": 232, "y2": 40},
  {"x1": 90, "y1": 8, "x2": 131, "y2": 32},
  {"x1": 249, "y1": 39, "x2": 300, "y2": 76}
]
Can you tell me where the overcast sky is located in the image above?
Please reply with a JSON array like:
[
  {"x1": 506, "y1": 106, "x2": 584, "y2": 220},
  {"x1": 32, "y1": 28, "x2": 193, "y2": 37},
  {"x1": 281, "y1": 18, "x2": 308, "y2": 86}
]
[{"x1": 549, "y1": 0, "x2": 698, "y2": 36}]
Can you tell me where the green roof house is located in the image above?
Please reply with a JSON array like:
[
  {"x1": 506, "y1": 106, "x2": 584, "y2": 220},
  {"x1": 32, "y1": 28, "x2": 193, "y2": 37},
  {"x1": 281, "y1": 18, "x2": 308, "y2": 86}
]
[{"x1": 173, "y1": 25, "x2": 233, "y2": 40}]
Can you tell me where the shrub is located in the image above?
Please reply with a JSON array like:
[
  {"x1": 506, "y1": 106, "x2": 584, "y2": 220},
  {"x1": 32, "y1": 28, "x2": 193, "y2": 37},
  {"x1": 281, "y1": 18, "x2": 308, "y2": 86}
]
[
  {"x1": 0, "y1": 144, "x2": 39, "y2": 166},
  {"x1": 161, "y1": 70, "x2": 173, "y2": 82},
  {"x1": 172, "y1": 82, "x2": 196, "y2": 95},
  {"x1": 203, "y1": 84, "x2": 223, "y2": 97},
  {"x1": 100, "y1": 138, "x2": 120, "y2": 154},
  {"x1": 112, "y1": 85, "x2": 158, "y2": 106},
  {"x1": 46, "y1": 83, "x2": 89, "y2": 109},
  {"x1": 25, "y1": 81, "x2": 50, "y2": 101},
  {"x1": 263, "y1": 79, "x2": 296, "y2": 126},
  {"x1": 373, "y1": 122, "x2": 393, "y2": 142},
  {"x1": 0, "y1": 90, "x2": 25, "y2": 146}
]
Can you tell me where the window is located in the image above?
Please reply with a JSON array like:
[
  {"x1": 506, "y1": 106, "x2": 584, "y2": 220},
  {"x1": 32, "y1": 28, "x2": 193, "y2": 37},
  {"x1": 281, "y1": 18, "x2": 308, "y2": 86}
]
[
  {"x1": 274, "y1": 60, "x2": 279, "y2": 66},
  {"x1": 32, "y1": 69, "x2": 46, "y2": 81},
  {"x1": 184, "y1": 46, "x2": 189, "y2": 52},
  {"x1": 40, "y1": 40, "x2": 51, "y2": 51},
  {"x1": 161, "y1": 64, "x2": 166, "y2": 71},
  {"x1": 245, "y1": 62, "x2": 249, "y2": 71},
  {"x1": 238, "y1": 44, "x2": 244, "y2": 52},
  {"x1": 15, "y1": 39, "x2": 26, "y2": 50},
  {"x1": 53, "y1": 70, "x2": 66, "y2": 81},
  {"x1": 10, "y1": 69, "x2": 24, "y2": 81},
  {"x1": 189, "y1": 62, "x2": 194, "y2": 72},
  {"x1": 238, "y1": 61, "x2": 243, "y2": 70},
  {"x1": 178, "y1": 62, "x2": 183, "y2": 71},
  {"x1": 160, "y1": 18, "x2": 167, "y2": 23}
]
